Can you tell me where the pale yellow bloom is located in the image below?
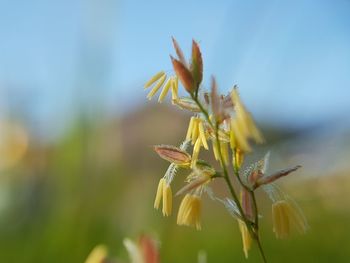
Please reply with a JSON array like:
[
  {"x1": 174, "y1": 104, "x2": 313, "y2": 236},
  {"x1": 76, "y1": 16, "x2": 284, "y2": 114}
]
[
  {"x1": 158, "y1": 78, "x2": 172, "y2": 103},
  {"x1": 220, "y1": 141, "x2": 229, "y2": 165},
  {"x1": 185, "y1": 117, "x2": 208, "y2": 148},
  {"x1": 171, "y1": 76, "x2": 179, "y2": 101},
  {"x1": 154, "y1": 178, "x2": 172, "y2": 216},
  {"x1": 84, "y1": 244, "x2": 108, "y2": 263},
  {"x1": 162, "y1": 183, "x2": 172, "y2": 216},
  {"x1": 144, "y1": 71, "x2": 165, "y2": 89},
  {"x1": 186, "y1": 117, "x2": 195, "y2": 141},
  {"x1": 230, "y1": 118, "x2": 252, "y2": 152},
  {"x1": 198, "y1": 121, "x2": 208, "y2": 150},
  {"x1": 191, "y1": 119, "x2": 199, "y2": 144},
  {"x1": 147, "y1": 74, "x2": 166, "y2": 100},
  {"x1": 272, "y1": 199, "x2": 308, "y2": 239},
  {"x1": 154, "y1": 178, "x2": 165, "y2": 209},
  {"x1": 233, "y1": 148, "x2": 244, "y2": 169},
  {"x1": 177, "y1": 194, "x2": 202, "y2": 230},
  {"x1": 145, "y1": 72, "x2": 178, "y2": 103},
  {"x1": 238, "y1": 220, "x2": 252, "y2": 258},
  {"x1": 211, "y1": 139, "x2": 219, "y2": 161},
  {"x1": 191, "y1": 138, "x2": 202, "y2": 167},
  {"x1": 230, "y1": 89, "x2": 264, "y2": 152}
]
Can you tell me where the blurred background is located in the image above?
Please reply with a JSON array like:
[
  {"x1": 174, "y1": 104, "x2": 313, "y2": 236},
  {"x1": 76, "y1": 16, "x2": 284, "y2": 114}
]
[{"x1": 0, "y1": 0, "x2": 349, "y2": 262}]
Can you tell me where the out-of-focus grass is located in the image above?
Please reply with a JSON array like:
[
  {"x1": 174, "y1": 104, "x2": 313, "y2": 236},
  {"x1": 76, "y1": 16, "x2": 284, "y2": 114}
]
[{"x1": 0, "y1": 109, "x2": 349, "y2": 262}]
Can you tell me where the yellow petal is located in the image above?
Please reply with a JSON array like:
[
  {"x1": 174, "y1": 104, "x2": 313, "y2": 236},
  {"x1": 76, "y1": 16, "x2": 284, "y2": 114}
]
[
  {"x1": 198, "y1": 121, "x2": 208, "y2": 150},
  {"x1": 171, "y1": 77, "x2": 179, "y2": 101},
  {"x1": 158, "y1": 78, "x2": 172, "y2": 103},
  {"x1": 146, "y1": 74, "x2": 166, "y2": 100},
  {"x1": 162, "y1": 183, "x2": 172, "y2": 216},
  {"x1": 144, "y1": 71, "x2": 165, "y2": 89},
  {"x1": 191, "y1": 138, "x2": 201, "y2": 167},
  {"x1": 186, "y1": 117, "x2": 195, "y2": 140},
  {"x1": 191, "y1": 119, "x2": 199, "y2": 145},
  {"x1": 154, "y1": 178, "x2": 165, "y2": 209}
]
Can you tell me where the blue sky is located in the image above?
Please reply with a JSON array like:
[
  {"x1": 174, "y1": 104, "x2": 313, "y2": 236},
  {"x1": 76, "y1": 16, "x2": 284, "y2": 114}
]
[{"x1": 0, "y1": 0, "x2": 349, "y2": 137}]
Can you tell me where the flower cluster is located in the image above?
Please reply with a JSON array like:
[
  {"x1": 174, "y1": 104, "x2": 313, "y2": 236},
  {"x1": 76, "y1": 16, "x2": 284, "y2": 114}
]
[{"x1": 144, "y1": 38, "x2": 308, "y2": 262}]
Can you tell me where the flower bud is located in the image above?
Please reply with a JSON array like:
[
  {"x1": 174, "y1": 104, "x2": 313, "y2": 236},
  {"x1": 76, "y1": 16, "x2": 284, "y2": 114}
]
[
  {"x1": 171, "y1": 56, "x2": 195, "y2": 93},
  {"x1": 191, "y1": 40, "x2": 203, "y2": 88},
  {"x1": 154, "y1": 145, "x2": 191, "y2": 167}
]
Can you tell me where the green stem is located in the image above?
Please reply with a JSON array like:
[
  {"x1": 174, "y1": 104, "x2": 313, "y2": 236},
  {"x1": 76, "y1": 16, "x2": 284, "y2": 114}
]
[
  {"x1": 255, "y1": 234, "x2": 267, "y2": 263},
  {"x1": 191, "y1": 94, "x2": 267, "y2": 262},
  {"x1": 191, "y1": 95, "x2": 253, "y2": 230}
]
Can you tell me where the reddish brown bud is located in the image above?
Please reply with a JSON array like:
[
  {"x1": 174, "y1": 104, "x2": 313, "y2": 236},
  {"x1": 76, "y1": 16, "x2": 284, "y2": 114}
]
[
  {"x1": 154, "y1": 145, "x2": 191, "y2": 166},
  {"x1": 255, "y1": 165, "x2": 302, "y2": 188},
  {"x1": 171, "y1": 37, "x2": 187, "y2": 67},
  {"x1": 171, "y1": 56, "x2": 195, "y2": 93},
  {"x1": 210, "y1": 76, "x2": 222, "y2": 122},
  {"x1": 191, "y1": 40, "x2": 203, "y2": 88},
  {"x1": 241, "y1": 189, "x2": 254, "y2": 221}
]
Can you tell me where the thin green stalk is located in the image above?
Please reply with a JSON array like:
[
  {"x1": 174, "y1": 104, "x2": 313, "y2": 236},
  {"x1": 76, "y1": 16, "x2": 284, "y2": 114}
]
[
  {"x1": 233, "y1": 150, "x2": 267, "y2": 262},
  {"x1": 192, "y1": 94, "x2": 267, "y2": 262},
  {"x1": 255, "y1": 234, "x2": 267, "y2": 263},
  {"x1": 191, "y1": 95, "x2": 253, "y2": 231}
]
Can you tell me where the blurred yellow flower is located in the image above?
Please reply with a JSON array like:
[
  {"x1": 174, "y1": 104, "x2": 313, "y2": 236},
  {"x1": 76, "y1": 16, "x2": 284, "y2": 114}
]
[
  {"x1": 84, "y1": 244, "x2": 108, "y2": 263},
  {"x1": 177, "y1": 194, "x2": 201, "y2": 230},
  {"x1": 238, "y1": 220, "x2": 252, "y2": 258},
  {"x1": 154, "y1": 178, "x2": 172, "y2": 216},
  {"x1": 272, "y1": 199, "x2": 308, "y2": 239}
]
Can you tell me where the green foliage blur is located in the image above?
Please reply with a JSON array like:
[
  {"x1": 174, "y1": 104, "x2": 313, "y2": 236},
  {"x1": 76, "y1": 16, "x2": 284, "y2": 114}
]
[{"x1": 0, "y1": 107, "x2": 349, "y2": 263}]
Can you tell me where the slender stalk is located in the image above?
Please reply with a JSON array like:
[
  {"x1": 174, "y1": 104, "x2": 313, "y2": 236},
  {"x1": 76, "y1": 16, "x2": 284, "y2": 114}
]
[
  {"x1": 191, "y1": 95, "x2": 253, "y2": 230},
  {"x1": 233, "y1": 150, "x2": 267, "y2": 262},
  {"x1": 255, "y1": 234, "x2": 267, "y2": 263},
  {"x1": 191, "y1": 94, "x2": 267, "y2": 262}
]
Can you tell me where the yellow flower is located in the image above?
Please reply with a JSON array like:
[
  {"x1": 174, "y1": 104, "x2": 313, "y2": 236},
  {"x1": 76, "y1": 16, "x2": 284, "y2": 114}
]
[
  {"x1": 154, "y1": 178, "x2": 165, "y2": 210},
  {"x1": 177, "y1": 194, "x2": 202, "y2": 230},
  {"x1": 84, "y1": 245, "x2": 108, "y2": 263},
  {"x1": 154, "y1": 178, "x2": 173, "y2": 216},
  {"x1": 238, "y1": 220, "x2": 252, "y2": 259},
  {"x1": 171, "y1": 76, "x2": 179, "y2": 101},
  {"x1": 220, "y1": 141, "x2": 229, "y2": 165},
  {"x1": 272, "y1": 199, "x2": 308, "y2": 239},
  {"x1": 233, "y1": 148, "x2": 244, "y2": 169},
  {"x1": 186, "y1": 117, "x2": 208, "y2": 148},
  {"x1": 145, "y1": 72, "x2": 177, "y2": 103},
  {"x1": 162, "y1": 183, "x2": 172, "y2": 216},
  {"x1": 191, "y1": 137, "x2": 202, "y2": 168},
  {"x1": 230, "y1": 88, "x2": 264, "y2": 152}
]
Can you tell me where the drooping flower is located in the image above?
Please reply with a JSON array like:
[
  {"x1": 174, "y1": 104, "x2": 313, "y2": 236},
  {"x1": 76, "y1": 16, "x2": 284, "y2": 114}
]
[
  {"x1": 153, "y1": 167, "x2": 175, "y2": 217},
  {"x1": 186, "y1": 117, "x2": 208, "y2": 149},
  {"x1": 177, "y1": 193, "x2": 202, "y2": 230},
  {"x1": 229, "y1": 88, "x2": 264, "y2": 152},
  {"x1": 272, "y1": 199, "x2": 308, "y2": 239},
  {"x1": 162, "y1": 182, "x2": 172, "y2": 216},
  {"x1": 153, "y1": 141, "x2": 191, "y2": 216},
  {"x1": 144, "y1": 72, "x2": 178, "y2": 103},
  {"x1": 238, "y1": 220, "x2": 252, "y2": 258}
]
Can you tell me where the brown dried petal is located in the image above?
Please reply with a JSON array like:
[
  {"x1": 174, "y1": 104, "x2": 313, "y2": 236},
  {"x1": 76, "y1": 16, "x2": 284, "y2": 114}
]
[
  {"x1": 176, "y1": 174, "x2": 211, "y2": 196},
  {"x1": 210, "y1": 76, "x2": 222, "y2": 122},
  {"x1": 154, "y1": 145, "x2": 191, "y2": 166},
  {"x1": 255, "y1": 165, "x2": 302, "y2": 188},
  {"x1": 173, "y1": 97, "x2": 201, "y2": 112},
  {"x1": 241, "y1": 189, "x2": 254, "y2": 221},
  {"x1": 171, "y1": 37, "x2": 188, "y2": 67},
  {"x1": 191, "y1": 40, "x2": 203, "y2": 88},
  {"x1": 171, "y1": 56, "x2": 195, "y2": 93}
]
